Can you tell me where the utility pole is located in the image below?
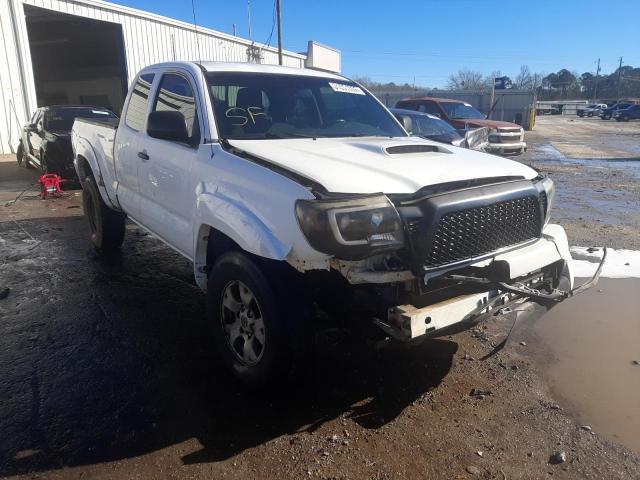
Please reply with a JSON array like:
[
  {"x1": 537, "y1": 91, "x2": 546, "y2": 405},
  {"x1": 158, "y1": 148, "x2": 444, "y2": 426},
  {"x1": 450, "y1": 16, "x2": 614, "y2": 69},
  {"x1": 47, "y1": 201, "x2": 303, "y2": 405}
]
[
  {"x1": 617, "y1": 56, "x2": 623, "y2": 102},
  {"x1": 247, "y1": 1, "x2": 253, "y2": 41},
  {"x1": 593, "y1": 58, "x2": 600, "y2": 100},
  {"x1": 276, "y1": 0, "x2": 283, "y2": 65},
  {"x1": 232, "y1": 23, "x2": 236, "y2": 36}
]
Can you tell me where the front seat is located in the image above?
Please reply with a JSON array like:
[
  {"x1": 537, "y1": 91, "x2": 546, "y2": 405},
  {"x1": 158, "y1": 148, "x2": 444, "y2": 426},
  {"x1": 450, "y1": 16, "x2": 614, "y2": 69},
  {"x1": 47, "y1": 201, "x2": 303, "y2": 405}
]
[{"x1": 234, "y1": 87, "x2": 271, "y2": 134}]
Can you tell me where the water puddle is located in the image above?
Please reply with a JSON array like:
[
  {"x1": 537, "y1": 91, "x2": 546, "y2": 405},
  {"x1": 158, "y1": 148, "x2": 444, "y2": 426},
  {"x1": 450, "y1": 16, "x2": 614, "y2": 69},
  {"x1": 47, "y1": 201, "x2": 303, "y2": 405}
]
[{"x1": 531, "y1": 277, "x2": 640, "y2": 453}]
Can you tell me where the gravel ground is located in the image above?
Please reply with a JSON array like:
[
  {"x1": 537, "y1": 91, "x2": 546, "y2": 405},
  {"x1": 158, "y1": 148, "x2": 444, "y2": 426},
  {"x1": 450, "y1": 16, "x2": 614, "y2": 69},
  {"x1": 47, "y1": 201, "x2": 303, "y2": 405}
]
[
  {"x1": 1, "y1": 117, "x2": 639, "y2": 480},
  {"x1": 519, "y1": 116, "x2": 640, "y2": 249}
]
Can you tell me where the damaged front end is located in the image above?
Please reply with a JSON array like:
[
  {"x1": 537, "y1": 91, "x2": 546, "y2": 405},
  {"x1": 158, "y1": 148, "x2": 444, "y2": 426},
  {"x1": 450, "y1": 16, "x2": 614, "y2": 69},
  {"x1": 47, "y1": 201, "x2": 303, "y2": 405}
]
[{"x1": 302, "y1": 177, "x2": 604, "y2": 343}]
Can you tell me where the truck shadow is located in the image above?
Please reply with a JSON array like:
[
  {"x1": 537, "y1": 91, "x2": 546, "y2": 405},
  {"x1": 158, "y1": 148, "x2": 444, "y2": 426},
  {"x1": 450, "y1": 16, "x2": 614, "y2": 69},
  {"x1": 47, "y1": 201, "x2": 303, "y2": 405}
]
[{"x1": 0, "y1": 215, "x2": 456, "y2": 475}]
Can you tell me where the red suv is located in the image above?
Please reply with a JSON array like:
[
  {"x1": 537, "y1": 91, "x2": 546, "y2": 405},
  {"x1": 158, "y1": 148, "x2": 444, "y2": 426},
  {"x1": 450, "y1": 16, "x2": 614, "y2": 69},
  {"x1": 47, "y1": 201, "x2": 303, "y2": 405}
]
[{"x1": 396, "y1": 97, "x2": 526, "y2": 155}]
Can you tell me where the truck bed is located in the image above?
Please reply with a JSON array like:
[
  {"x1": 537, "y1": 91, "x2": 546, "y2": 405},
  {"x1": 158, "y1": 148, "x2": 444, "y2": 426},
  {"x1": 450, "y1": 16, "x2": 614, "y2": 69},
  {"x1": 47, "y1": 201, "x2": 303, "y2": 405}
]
[{"x1": 71, "y1": 117, "x2": 120, "y2": 209}]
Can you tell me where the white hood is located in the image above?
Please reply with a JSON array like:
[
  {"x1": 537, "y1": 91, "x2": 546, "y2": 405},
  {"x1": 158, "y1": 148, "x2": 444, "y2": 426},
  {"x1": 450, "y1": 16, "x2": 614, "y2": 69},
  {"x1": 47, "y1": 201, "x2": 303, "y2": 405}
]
[{"x1": 228, "y1": 137, "x2": 537, "y2": 194}]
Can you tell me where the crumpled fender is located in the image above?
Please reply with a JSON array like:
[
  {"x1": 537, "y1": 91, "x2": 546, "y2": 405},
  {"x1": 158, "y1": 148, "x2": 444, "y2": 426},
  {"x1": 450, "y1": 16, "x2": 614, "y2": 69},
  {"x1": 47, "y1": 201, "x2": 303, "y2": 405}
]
[
  {"x1": 72, "y1": 134, "x2": 119, "y2": 210},
  {"x1": 192, "y1": 184, "x2": 292, "y2": 290}
]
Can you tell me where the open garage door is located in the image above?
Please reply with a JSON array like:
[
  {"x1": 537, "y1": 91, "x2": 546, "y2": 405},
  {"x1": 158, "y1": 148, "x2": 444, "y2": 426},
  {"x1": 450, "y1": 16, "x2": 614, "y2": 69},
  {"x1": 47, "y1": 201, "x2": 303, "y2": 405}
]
[{"x1": 24, "y1": 5, "x2": 128, "y2": 114}]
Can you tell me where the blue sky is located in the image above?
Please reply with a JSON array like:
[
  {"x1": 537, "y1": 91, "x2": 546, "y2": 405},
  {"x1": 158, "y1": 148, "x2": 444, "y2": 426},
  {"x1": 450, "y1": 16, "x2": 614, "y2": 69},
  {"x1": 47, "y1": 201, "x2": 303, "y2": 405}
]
[{"x1": 116, "y1": 0, "x2": 640, "y2": 88}]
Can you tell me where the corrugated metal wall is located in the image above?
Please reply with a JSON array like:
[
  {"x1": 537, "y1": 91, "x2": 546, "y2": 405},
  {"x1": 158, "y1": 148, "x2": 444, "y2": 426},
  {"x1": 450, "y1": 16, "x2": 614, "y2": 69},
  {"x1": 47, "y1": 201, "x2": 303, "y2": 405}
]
[{"x1": 0, "y1": 0, "x2": 307, "y2": 154}]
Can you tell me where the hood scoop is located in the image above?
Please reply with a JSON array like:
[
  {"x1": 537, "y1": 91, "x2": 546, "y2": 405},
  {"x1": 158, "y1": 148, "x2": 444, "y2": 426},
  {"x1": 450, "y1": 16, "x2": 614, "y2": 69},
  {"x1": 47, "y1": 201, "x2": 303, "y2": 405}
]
[{"x1": 385, "y1": 144, "x2": 446, "y2": 155}]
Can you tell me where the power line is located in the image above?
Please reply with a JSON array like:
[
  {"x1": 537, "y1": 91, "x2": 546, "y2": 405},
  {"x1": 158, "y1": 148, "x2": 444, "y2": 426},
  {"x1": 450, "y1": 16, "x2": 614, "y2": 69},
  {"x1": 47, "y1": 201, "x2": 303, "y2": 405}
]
[{"x1": 260, "y1": 0, "x2": 277, "y2": 49}]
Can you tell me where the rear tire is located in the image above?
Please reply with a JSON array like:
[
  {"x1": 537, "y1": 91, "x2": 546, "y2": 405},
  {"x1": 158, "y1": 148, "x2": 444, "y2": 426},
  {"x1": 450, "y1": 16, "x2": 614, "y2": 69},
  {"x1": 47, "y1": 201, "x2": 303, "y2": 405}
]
[
  {"x1": 82, "y1": 175, "x2": 125, "y2": 253},
  {"x1": 622, "y1": 115, "x2": 630, "y2": 122},
  {"x1": 207, "y1": 252, "x2": 302, "y2": 388}
]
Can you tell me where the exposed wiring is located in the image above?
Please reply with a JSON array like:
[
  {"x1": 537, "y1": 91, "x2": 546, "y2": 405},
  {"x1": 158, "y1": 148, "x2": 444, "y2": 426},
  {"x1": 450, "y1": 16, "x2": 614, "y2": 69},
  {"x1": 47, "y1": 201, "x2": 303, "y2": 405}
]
[{"x1": 3, "y1": 182, "x2": 40, "y2": 206}]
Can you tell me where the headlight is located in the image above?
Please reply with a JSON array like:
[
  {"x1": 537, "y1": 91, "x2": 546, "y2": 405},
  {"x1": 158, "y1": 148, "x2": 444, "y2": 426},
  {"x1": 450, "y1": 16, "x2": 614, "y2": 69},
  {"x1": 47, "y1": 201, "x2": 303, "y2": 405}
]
[
  {"x1": 295, "y1": 194, "x2": 404, "y2": 259},
  {"x1": 488, "y1": 128, "x2": 499, "y2": 143},
  {"x1": 537, "y1": 175, "x2": 555, "y2": 225}
]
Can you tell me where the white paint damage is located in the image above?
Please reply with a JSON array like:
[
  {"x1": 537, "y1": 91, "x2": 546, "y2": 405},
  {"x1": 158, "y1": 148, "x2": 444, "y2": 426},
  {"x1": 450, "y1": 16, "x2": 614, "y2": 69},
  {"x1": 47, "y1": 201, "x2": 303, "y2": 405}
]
[{"x1": 571, "y1": 246, "x2": 640, "y2": 279}]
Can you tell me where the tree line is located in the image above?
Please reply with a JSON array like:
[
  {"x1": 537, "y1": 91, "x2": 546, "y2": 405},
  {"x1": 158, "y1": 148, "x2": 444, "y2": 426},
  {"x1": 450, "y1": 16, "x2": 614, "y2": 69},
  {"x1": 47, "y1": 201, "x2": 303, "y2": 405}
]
[{"x1": 355, "y1": 64, "x2": 640, "y2": 100}]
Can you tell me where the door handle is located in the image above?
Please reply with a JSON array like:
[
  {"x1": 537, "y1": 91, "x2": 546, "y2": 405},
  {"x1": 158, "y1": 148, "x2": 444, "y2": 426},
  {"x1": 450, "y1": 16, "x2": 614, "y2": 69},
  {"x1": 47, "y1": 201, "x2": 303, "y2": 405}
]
[{"x1": 137, "y1": 151, "x2": 149, "y2": 161}]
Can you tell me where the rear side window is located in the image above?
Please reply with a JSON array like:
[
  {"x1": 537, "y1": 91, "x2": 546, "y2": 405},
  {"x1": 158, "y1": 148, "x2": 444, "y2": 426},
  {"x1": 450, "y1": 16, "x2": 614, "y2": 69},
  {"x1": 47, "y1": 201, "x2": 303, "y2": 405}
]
[
  {"x1": 151, "y1": 73, "x2": 199, "y2": 142},
  {"x1": 418, "y1": 102, "x2": 441, "y2": 116},
  {"x1": 125, "y1": 73, "x2": 155, "y2": 131}
]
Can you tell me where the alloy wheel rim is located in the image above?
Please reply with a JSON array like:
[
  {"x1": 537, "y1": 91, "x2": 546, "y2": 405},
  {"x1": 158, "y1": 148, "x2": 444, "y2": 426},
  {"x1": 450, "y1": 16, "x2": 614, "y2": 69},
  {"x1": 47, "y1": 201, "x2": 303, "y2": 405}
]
[{"x1": 220, "y1": 280, "x2": 265, "y2": 366}]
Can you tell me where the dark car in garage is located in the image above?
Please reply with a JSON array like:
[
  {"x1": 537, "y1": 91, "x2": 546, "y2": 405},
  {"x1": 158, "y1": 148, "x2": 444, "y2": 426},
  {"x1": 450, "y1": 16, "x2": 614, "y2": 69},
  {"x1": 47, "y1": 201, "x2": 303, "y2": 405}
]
[{"x1": 16, "y1": 105, "x2": 118, "y2": 178}]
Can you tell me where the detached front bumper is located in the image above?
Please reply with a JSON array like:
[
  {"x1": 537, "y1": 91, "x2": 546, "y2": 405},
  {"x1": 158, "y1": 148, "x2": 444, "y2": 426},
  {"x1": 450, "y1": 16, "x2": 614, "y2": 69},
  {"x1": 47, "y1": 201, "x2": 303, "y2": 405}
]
[
  {"x1": 485, "y1": 141, "x2": 527, "y2": 155},
  {"x1": 375, "y1": 224, "x2": 588, "y2": 341}
]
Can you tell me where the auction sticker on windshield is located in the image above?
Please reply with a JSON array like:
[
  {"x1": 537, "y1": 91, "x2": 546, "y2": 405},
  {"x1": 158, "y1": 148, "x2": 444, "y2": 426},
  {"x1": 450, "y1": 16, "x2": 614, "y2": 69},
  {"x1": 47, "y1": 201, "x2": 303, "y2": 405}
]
[{"x1": 329, "y1": 82, "x2": 365, "y2": 95}]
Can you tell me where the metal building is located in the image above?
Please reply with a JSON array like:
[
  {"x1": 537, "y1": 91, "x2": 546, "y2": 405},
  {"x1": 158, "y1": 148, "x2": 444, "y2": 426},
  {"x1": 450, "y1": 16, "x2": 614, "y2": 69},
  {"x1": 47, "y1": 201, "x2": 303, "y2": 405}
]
[
  {"x1": 371, "y1": 88, "x2": 537, "y2": 130},
  {"x1": 0, "y1": 0, "x2": 336, "y2": 154}
]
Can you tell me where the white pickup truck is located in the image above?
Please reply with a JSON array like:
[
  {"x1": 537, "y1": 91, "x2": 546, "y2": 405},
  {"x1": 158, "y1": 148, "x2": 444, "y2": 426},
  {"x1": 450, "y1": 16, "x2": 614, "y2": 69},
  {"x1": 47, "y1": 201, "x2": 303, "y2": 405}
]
[{"x1": 72, "y1": 61, "x2": 580, "y2": 386}]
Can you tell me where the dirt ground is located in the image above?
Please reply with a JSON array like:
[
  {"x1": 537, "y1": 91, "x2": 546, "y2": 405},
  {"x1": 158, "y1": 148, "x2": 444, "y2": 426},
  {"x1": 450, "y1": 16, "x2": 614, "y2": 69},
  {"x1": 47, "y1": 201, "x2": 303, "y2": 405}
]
[{"x1": 1, "y1": 116, "x2": 640, "y2": 480}]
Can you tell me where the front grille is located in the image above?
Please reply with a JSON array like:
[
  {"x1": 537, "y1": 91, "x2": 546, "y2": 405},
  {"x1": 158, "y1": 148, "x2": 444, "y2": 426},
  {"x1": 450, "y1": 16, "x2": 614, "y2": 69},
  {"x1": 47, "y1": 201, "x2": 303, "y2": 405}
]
[
  {"x1": 499, "y1": 128, "x2": 522, "y2": 134},
  {"x1": 424, "y1": 196, "x2": 541, "y2": 268}
]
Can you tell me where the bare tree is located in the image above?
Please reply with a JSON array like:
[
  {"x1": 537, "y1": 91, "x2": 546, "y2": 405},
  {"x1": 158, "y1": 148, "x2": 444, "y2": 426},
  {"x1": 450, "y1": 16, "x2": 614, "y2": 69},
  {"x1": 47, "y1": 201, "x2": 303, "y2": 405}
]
[
  {"x1": 514, "y1": 65, "x2": 535, "y2": 90},
  {"x1": 447, "y1": 69, "x2": 487, "y2": 90}
]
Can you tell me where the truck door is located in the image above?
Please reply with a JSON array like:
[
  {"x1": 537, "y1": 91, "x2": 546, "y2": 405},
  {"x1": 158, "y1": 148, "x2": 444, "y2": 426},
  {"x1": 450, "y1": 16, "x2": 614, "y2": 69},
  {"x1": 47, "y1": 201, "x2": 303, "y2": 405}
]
[
  {"x1": 137, "y1": 71, "x2": 202, "y2": 257},
  {"x1": 29, "y1": 111, "x2": 45, "y2": 162},
  {"x1": 114, "y1": 73, "x2": 156, "y2": 220},
  {"x1": 23, "y1": 109, "x2": 41, "y2": 158}
]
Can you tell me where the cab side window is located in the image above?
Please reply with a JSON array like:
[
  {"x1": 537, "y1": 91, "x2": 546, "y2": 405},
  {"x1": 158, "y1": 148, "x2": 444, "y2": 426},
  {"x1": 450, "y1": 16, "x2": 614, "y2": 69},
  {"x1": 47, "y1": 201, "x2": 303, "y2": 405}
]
[
  {"x1": 151, "y1": 73, "x2": 199, "y2": 144},
  {"x1": 125, "y1": 73, "x2": 155, "y2": 131}
]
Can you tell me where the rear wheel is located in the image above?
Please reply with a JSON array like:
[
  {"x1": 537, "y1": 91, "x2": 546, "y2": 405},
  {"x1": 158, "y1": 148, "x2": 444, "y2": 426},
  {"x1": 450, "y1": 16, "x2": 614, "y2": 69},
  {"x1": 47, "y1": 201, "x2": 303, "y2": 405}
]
[
  {"x1": 587, "y1": 112, "x2": 593, "y2": 117},
  {"x1": 82, "y1": 175, "x2": 125, "y2": 253},
  {"x1": 622, "y1": 115, "x2": 630, "y2": 122},
  {"x1": 602, "y1": 114, "x2": 611, "y2": 120},
  {"x1": 207, "y1": 252, "x2": 303, "y2": 387}
]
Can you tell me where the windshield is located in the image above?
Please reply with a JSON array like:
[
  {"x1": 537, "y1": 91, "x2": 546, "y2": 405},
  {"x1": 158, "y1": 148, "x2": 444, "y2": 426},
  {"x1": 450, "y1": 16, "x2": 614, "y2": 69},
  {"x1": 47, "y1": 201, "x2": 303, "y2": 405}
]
[
  {"x1": 45, "y1": 108, "x2": 117, "y2": 132},
  {"x1": 440, "y1": 102, "x2": 485, "y2": 120},
  {"x1": 410, "y1": 114, "x2": 456, "y2": 136},
  {"x1": 207, "y1": 72, "x2": 405, "y2": 140}
]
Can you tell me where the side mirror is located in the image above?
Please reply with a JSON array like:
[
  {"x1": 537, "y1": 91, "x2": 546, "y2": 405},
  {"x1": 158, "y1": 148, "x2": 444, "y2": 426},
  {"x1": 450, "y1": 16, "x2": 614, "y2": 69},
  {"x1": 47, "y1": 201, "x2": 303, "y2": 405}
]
[
  {"x1": 147, "y1": 110, "x2": 190, "y2": 144},
  {"x1": 398, "y1": 115, "x2": 413, "y2": 133}
]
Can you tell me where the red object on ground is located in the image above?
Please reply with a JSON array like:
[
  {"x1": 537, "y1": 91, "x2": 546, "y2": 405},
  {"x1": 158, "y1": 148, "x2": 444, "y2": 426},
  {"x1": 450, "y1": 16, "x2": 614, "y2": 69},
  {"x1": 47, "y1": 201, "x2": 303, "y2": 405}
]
[{"x1": 38, "y1": 174, "x2": 66, "y2": 199}]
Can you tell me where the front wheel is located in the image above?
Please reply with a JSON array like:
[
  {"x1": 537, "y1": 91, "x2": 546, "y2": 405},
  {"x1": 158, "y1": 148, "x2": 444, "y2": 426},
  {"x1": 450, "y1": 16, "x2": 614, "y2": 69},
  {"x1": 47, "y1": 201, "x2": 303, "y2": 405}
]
[
  {"x1": 622, "y1": 115, "x2": 630, "y2": 122},
  {"x1": 82, "y1": 175, "x2": 126, "y2": 252},
  {"x1": 587, "y1": 112, "x2": 593, "y2": 117},
  {"x1": 16, "y1": 143, "x2": 24, "y2": 167},
  {"x1": 207, "y1": 252, "x2": 298, "y2": 387}
]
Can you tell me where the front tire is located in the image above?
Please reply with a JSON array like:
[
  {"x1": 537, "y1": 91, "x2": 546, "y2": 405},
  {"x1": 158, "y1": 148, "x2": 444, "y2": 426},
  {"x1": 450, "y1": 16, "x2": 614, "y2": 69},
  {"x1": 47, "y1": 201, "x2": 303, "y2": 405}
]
[
  {"x1": 207, "y1": 252, "x2": 296, "y2": 387},
  {"x1": 16, "y1": 143, "x2": 24, "y2": 167},
  {"x1": 82, "y1": 175, "x2": 125, "y2": 252}
]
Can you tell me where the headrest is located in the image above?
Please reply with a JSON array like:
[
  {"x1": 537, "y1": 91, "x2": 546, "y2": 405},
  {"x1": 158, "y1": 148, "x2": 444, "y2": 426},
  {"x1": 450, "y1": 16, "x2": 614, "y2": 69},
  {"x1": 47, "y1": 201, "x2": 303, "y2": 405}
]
[{"x1": 236, "y1": 87, "x2": 263, "y2": 109}]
